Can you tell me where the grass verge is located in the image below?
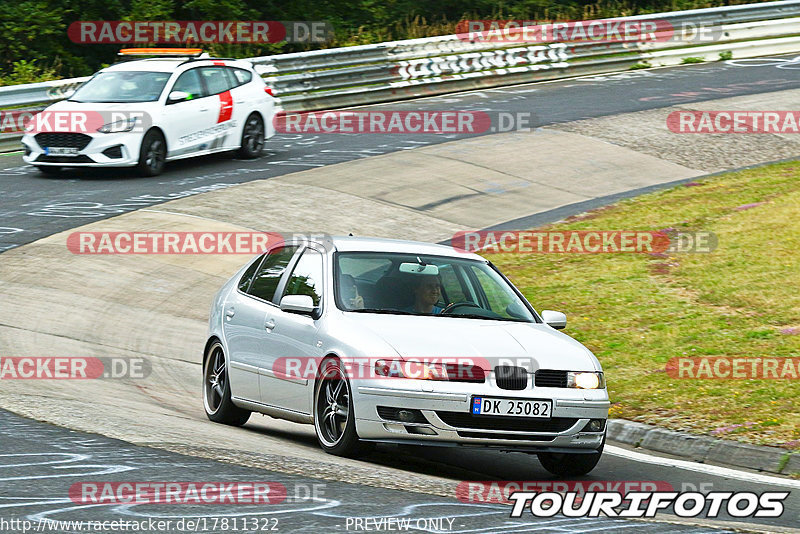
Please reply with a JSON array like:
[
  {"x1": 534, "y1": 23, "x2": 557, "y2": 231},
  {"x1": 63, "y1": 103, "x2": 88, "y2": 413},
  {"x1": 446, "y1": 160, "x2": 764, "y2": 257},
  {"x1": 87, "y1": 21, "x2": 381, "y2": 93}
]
[{"x1": 489, "y1": 160, "x2": 800, "y2": 448}]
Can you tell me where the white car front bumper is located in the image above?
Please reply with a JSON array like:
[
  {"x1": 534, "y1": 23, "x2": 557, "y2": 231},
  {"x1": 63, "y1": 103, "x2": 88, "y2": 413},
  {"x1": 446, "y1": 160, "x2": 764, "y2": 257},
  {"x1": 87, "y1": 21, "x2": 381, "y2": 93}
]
[
  {"x1": 22, "y1": 131, "x2": 143, "y2": 167},
  {"x1": 352, "y1": 376, "x2": 609, "y2": 452}
]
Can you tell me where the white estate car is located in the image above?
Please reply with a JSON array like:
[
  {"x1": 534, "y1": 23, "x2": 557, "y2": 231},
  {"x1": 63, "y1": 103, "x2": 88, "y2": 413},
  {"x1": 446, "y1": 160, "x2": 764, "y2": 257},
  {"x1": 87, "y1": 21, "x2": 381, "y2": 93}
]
[
  {"x1": 22, "y1": 49, "x2": 275, "y2": 176},
  {"x1": 204, "y1": 236, "x2": 610, "y2": 476}
]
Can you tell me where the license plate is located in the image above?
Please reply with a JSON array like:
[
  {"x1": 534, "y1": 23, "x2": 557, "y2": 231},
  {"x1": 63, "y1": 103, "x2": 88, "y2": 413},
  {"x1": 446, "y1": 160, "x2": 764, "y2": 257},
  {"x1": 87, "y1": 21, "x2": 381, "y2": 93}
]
[
  {"x1": 45, "y1": 147, "x2": 79, "y2": 156},
  {"x1": 471, "y1": 397, "x2": 552, "y2": 418}
]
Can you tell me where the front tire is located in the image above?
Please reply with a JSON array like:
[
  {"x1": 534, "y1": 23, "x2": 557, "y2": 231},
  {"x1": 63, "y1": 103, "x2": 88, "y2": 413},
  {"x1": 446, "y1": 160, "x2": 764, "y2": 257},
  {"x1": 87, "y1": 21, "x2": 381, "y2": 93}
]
[
  {"x1": 137, "y1": 130, "x2": 166, "y2": 176},
  {"x1": 313, "y1": 357, "x2": 374, "y2": 457},
  {"x1": 236, "y1": 113, "x2": 264, "y2": 159},
  {"x1": 537, "y1": 440, "x2": 604, "y2": 477},
  {"x1": 203, "y1": 341, "x2": 250, "y2": 426}
]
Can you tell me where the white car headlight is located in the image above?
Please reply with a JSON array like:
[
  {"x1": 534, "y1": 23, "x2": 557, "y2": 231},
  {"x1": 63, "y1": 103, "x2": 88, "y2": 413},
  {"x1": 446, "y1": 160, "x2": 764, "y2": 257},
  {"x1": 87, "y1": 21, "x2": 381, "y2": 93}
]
[
  {"x1": 568, "y1": 371, "x2": 605, "y2": 389},
  {"x1": 97, "y1": 117, "x2": 139, "y2": 133},
  {"x1": 374, "y1": 359, "x2": 449, "y2": 381}
]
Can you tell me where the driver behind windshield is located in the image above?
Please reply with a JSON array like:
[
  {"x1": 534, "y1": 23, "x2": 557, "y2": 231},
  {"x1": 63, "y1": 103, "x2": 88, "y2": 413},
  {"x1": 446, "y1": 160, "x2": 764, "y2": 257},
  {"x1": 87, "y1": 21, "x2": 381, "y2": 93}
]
[{"x1": 406, "y1": 275, "x2": 443, "y2": 315}]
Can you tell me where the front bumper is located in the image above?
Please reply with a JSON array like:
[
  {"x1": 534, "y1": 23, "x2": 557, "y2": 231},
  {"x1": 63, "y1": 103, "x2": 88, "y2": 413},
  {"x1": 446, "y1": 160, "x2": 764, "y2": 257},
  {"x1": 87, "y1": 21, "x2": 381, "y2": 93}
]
[
  {"x1": 22, "y1": 132, "x2": 142, "y2": 167},
  {"x1": 353, "y1": 379, "x2": 609, "y2": 452}
]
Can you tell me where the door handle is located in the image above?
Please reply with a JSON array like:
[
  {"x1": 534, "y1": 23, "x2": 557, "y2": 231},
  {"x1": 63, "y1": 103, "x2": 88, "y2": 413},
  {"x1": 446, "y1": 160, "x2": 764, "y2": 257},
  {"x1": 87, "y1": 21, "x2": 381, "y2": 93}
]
[
  {"x1": 235, "y1": 100, "x2": 245, "y2": 104},
  {"x1": 199, "y1": 107, "x2": 210, "y2": 112},
  {"x1": 225, "y1": 307, "x2": 235, "y2": 319},
  {"x1": 264, "y1": 319, "x2": 276, "y2": 331}
]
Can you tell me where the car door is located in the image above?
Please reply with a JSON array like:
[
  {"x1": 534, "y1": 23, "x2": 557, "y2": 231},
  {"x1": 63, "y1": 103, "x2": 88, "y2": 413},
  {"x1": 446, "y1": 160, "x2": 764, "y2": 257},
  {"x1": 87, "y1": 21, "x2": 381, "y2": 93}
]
[
  {"x1": 259, "y1": 245, "x2": 326, "y2": 414},
  {"x1": 224, "y1": 246, "x2": 299, "y2": 402},
  {"x1": 161, "y1": 68, "x2": 214, "y2": 158},
  {"x1": 197, "y1": 66, "x2": 238, "y2": 150}
]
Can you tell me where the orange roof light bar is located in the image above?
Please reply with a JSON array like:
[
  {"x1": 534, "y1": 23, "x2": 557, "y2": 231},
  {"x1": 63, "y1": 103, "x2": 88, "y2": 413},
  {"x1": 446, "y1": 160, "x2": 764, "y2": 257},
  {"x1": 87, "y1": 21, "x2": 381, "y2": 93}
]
[{"x1": 118, "y1": 48, "x2": 203, "y2": 56}]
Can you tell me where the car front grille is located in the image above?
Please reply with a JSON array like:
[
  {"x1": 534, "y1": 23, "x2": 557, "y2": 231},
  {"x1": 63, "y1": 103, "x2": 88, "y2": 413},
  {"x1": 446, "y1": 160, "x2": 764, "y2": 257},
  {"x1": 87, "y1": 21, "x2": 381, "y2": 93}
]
[
  {"x1": 35, "y1": 155, "x2": 93, "y2": 163},
  {"x1": 535, "y1": 369, "x2": 569, "y2": 388},
  {"x1": 34, "y1": 133, "x2": 92, "y2": 150},
  {"x1": 436, "y1": 411, "x2": 578, "y2": 432},
  {"x1": 494, "y1": 365, "x2": 528, "y2": 390}
]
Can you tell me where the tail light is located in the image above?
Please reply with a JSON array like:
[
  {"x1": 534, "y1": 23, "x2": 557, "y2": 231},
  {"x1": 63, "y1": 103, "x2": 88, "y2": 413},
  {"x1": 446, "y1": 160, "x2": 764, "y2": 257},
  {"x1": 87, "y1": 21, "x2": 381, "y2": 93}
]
[{"x1": 264, "y1": 87, "x2": 274, "y2": 96}]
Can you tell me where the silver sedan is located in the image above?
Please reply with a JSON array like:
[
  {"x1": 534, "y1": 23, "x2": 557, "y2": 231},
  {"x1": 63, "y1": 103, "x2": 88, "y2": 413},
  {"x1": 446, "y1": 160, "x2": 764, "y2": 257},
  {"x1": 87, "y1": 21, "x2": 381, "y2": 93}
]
[{"x1": 203, "y1": 236, "x2": 609, "y2": 476}]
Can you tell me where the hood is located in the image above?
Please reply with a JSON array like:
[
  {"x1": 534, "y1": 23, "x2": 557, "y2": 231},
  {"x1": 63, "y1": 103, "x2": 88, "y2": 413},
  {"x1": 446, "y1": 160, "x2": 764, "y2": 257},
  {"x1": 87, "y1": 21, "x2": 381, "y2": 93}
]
[
  {"x1": 47, "y1": 100, "x2": 162, "y2": 112},
  {"x1": 342, "y1": 313, "x2": 600, "y2": 372}
]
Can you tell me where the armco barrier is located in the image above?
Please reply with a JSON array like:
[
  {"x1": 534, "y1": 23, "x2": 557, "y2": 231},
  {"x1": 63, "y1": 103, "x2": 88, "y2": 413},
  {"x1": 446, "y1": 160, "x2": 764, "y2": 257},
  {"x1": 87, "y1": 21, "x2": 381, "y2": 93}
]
[{"x1": 2, "y1": 0, "x2": 800, "y2": 149}]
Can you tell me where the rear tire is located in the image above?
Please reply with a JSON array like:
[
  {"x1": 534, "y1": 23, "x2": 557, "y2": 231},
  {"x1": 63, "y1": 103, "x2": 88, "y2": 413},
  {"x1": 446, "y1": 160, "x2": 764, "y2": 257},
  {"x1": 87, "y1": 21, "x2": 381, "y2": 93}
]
[
  {"x1": 137, "y1": 130, "x2": 166, "y2": 176},
  {"x1": 203, "y1": 341, "x2": 251, "y2": 426},
  {"x1": 313, "y1": 357, "x2": 374, "y2": 457},
  {"x1": 537, "y1": 439, "x2": 604, "y2": 477},
  {"x1": 236, "y1": 113, "x2": 264, "y2": 159}
]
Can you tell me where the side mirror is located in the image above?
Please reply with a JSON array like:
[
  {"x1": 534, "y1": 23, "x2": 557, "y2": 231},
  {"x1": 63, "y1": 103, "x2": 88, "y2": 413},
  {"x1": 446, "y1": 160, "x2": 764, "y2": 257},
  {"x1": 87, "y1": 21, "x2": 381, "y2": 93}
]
[
  {"x1": 280, "y1": 294, "x2": 316, "y2": 315},
  {"x1": 541, "y1": 310, "x2": 567, "y2": 330},
  {"x1": 167, "y1": 91, "x2": 189, "y2": 104}
]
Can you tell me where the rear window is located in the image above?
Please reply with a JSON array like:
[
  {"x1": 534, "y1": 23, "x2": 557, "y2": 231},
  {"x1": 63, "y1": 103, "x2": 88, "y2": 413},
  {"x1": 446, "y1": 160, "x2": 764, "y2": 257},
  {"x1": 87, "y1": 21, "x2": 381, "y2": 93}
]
[{"x1": 229, "y1": 68, "x2": 252, "y2": 87}]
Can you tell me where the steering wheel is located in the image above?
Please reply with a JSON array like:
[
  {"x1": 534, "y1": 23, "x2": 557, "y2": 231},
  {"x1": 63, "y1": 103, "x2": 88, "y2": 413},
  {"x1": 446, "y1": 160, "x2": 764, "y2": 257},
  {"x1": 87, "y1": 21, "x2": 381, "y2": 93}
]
[{"x1": 441, "y1": 302, "x2": 482, "y2": 315}]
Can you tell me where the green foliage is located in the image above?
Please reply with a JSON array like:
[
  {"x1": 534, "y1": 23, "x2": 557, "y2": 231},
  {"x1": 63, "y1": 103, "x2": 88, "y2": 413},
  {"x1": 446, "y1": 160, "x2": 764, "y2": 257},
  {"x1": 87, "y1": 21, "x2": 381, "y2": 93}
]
[
  {"x1": 719, "y1": 50, "x2": 733, "y2": 60},
  {"x1": 0, "y1": 60, "x2": 60, "y2": 86},
  {"x1": 681, "y1": 56, "x2": 705, "y2": 63},
  {"x1": 0, "y1": 0, "x2": 779, "y2": 82}
]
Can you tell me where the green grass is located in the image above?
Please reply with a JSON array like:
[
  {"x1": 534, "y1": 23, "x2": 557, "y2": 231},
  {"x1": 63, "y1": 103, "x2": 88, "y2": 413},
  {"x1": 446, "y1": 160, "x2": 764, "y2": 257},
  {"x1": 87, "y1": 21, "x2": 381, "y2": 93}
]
[{"x1": 487, "y1": 161, "x2": 800, "y2": 448}]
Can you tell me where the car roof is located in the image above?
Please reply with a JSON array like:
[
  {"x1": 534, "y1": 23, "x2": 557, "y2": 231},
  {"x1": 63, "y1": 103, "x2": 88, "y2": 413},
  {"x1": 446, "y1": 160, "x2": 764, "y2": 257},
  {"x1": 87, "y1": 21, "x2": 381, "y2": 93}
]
[
  {"x1": 102, "y1": 58, "x2": 252, "y2": 73},
  {"x1": 326, "y1": 235, "x2": 486, "y2": 261}
]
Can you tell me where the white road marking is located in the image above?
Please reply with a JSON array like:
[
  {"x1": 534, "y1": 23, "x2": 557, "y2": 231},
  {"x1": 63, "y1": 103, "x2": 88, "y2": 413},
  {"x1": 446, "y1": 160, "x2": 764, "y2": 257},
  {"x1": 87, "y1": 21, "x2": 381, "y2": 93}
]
[{"x1": 605, "y1": 444, "x2": 800, "y2": 488}]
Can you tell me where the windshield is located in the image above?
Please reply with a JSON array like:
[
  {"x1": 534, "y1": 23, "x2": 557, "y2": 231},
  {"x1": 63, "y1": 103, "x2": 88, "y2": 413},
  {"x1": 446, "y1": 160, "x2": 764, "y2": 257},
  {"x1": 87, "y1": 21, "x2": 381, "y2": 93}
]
[
  {"x1": 335, "y1": 252, "x2": 536, "y2": 322},
  {"x1": 69, "y1": 71, "x2": 171, "y2": 103}
]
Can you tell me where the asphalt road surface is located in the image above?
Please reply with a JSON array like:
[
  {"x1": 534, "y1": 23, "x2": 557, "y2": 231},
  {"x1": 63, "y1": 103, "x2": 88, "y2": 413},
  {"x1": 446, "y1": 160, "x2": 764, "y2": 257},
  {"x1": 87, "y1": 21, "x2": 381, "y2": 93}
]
[
  {"x1": 1, "y1": 54, "x2": 799, "y2": 251},
  {"x1": 0, "y1": 409, "x2": 737, "y2": 534},
  {"x1": 1, "y1": 54, "x2": 799, "y2": 534}
]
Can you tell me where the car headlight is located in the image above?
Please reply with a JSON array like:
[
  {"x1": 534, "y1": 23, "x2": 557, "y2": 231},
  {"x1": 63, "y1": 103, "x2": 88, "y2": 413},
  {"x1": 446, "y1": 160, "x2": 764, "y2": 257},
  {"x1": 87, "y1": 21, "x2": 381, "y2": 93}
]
[
  {"x1": 97, "y1": 117, "x2": 139, "y2": 133},
  {"x1": 374, "y1": 359, "x2": 449, "y2": 381},
  {"x1": 567, "y1": 371, "x2": 605, "y2": 389}
]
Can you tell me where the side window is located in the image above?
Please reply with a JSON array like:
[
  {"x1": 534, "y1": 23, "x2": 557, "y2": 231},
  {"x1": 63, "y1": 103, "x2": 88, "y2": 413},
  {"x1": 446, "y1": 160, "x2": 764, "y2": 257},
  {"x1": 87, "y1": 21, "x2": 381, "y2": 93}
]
[
  {"x1": 171, "y1": 69, "x2": 206, "y2": 99},
  {"x1": 247, "y1": 246, "x2": 298, "y2": 302},
  {"x1": 229, "y1": 68, "x2": 252, "y2": 87},
  {"x1": 439, "y1": 264, "x2": 467, "y2": 304},
  {"x1": 470, "y1": 266, "x2": 516, "y2": 318},
  {"x1": 199, "y1": 67, "x2": 233, "y2": 95},
  {"x1": 282, "y1": 249, "x2": 324, "y2": 306},
  {"x1": 238, "y1": 254, "x2": 265, "y2": 292}
]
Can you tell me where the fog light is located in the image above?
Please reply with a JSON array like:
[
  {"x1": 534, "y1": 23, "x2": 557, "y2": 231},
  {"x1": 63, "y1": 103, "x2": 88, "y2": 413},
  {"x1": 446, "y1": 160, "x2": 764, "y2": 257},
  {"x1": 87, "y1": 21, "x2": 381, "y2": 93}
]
[
  {"x1": 582, "y1": 419, "x2": 606, "y2": 432},
  {"x1": 102, "y1": 145, "x2": 123, "y2": 159},
  {"x1": 397, "y1": 410, "x2": 416, "y2": 423}
]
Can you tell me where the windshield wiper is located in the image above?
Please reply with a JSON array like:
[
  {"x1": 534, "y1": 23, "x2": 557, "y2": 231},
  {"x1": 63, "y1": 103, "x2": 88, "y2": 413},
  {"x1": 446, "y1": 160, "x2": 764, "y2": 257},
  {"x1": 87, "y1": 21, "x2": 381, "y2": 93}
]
[
  {"x1": 348, "y1": 308, "x2": 414, "y2": 316},
  {"x1": 441, "y1": 313, "x2": 528, "y2": 322}
]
